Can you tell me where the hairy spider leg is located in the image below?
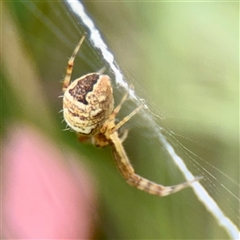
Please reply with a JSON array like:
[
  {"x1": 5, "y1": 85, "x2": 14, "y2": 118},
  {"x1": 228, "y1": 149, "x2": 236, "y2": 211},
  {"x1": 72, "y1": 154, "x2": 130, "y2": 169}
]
[
  {"x1": 119, "y1": 129, "x2": 129, "y2": 143},
  {"x1": 106, "y1": 93, "x2": 202, "y2": 196},
  {"x1": 106, "y1": 92, "x2": 144, "y2": 134},
  {"x1": 62, "y1": 35, "x2": 86, "y2": 92},
  {"x1": 110, "y1": 132, "x2": 202, "y2": 196},
  {"x1": 111, "y1": 104, "x2": 144, "y2": 134},
  {"x1": 111, "y1": 92, "x2": 129, "y2": 119}
]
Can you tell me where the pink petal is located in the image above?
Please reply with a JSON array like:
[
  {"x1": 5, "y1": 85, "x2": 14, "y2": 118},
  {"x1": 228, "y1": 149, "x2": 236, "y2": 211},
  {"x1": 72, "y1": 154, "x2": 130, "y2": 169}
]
[{"x1": 2, "y1": 124, "x2": 96, "y2": 239}]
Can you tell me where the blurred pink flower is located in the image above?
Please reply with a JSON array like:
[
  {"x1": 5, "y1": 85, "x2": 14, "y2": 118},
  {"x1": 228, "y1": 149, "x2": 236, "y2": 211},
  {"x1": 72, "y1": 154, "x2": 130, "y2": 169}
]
[{"x1": 2, "y1": 124, "x2": 96, "y2": 239}]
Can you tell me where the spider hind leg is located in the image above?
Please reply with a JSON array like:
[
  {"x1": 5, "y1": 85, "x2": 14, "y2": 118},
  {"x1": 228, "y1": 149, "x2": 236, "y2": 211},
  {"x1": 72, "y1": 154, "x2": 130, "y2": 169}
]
[
  {"x1": 127, "y1": 174, "x2": 202, "y2": 196},
  {"x1": 111, "y1": 133, "x2": 202, "y2": 197}
]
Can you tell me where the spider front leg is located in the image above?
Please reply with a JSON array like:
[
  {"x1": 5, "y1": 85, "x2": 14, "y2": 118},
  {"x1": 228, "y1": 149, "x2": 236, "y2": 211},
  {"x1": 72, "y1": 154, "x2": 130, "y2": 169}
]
[
  {"x1": 106, "y1": 92, "x2": 129, "y2": 125},
  {"x1": 62, "y1": 35, "x2": 86, "y2": 92},
  {"x1": 110, "y1": 132, "x2": 202, "y2": 197},
  {"x1": 106, "y1": 92, "x2": 144, "y2": 134}
]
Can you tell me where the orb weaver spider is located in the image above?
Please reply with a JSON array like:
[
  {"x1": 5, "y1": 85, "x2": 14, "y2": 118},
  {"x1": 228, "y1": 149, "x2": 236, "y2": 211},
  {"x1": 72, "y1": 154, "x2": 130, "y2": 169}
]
[{"x1": 62, "y1": 35, "x2": 201, "y2": 197}]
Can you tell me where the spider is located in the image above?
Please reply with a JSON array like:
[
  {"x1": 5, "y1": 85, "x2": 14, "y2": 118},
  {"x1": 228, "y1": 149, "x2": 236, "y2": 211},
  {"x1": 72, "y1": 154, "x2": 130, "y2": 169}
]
[{"x1": 62, "y1": 35, "x2": 201, "y2": 197}]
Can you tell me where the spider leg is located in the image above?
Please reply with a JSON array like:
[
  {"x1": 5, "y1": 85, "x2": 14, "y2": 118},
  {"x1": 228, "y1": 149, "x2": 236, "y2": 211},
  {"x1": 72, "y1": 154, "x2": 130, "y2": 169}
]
[
  {"x1": 97, "y1": 66, "x2": 106, "y2": 74},
  {"x1": 111, "y1": 92, "x2": 128, "y2": 117},
  {"x1": 119, "y1": 129, "x2": 129, "y2": 143},
  {"x1": 111, "y1": 104, "x2": 144, "y2": 134},
  {"x1": 108, "y1": 88, "x2": 144, "y2": 133},
  {"x1": 62, "y1": 35, "x2": 86, "y2": 92},
  {"x1": 110, "y1": 132, "x2": 202, "y2": 197}
]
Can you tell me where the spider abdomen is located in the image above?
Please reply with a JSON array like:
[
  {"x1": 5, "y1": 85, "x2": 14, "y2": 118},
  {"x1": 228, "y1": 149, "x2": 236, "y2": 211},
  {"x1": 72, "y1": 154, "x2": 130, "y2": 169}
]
[{"x1": 63, "y1": 73, "x2": 114, "y2": 135}]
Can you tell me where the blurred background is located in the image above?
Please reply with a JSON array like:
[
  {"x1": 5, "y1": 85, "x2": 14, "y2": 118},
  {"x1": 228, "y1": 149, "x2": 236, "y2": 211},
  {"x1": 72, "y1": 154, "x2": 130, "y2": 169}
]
[{"x1": 1, "y1": 1, "x2": 239, "y2": 239}]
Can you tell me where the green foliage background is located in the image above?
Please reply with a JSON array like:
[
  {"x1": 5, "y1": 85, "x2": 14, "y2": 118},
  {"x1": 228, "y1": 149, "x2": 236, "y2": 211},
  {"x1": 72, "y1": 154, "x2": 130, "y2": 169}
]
[{"x1": 2, "y1": 1, "x2": 238, "y2": 239}]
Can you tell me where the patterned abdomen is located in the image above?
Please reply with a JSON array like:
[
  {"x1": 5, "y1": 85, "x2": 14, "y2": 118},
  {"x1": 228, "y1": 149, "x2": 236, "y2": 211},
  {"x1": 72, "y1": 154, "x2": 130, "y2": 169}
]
[{"x1": 63, "y1": 73, "x2": 114, "y2": 135}]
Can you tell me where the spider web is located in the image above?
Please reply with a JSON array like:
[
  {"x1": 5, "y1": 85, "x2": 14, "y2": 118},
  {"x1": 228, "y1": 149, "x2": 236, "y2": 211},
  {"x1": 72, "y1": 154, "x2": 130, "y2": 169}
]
[
  {"x1": 65, "y1": 1, "x2": 239, "y2": 238},
  {"x1": 8, "y1": 1, "x2": 239, "y2": 239}
]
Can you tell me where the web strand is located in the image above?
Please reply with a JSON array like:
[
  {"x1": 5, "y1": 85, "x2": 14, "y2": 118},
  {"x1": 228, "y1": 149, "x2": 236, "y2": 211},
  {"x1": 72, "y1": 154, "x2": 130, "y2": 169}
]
[{"x1": 65, "y1": 1, "x2": 239, "y2": 239}]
